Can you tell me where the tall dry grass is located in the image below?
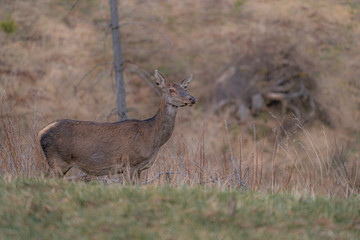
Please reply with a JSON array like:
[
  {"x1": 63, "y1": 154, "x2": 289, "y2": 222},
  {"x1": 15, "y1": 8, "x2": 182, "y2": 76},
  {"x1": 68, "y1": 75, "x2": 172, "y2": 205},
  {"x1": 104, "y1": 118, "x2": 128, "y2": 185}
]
[
  {"x1": 0, "y1": 95, "x2": 47, "y2": 179},
  {"x1": 1, "y1": 95, "x2": 358, "y2": 198},
  {"x1": 145, "y1": 118, "x2": 359, "y2": 198}
]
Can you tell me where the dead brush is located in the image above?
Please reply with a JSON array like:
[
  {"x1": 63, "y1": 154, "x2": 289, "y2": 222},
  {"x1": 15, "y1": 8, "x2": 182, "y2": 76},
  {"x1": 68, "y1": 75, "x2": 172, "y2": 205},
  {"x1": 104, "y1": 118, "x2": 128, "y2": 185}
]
[
  {"x1": 327, "y1": 139, "x2": 360, "y2": 194},
  {"x1": 0, "y1": 96, "x2": 47, "y2": 179},
  {"x1": 269, "y1": 114, "x2": 360, "y2": 197},
  {"x1": 139, "y1": 115, "x2": 359, "y2": 198}
]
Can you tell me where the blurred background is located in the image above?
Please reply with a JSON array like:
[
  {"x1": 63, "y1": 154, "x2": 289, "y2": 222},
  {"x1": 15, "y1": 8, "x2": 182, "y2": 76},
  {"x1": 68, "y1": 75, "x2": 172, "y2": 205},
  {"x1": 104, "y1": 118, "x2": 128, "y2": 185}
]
[{"x1": 1, "y1": 0, "x2": 360, "y2": 192}]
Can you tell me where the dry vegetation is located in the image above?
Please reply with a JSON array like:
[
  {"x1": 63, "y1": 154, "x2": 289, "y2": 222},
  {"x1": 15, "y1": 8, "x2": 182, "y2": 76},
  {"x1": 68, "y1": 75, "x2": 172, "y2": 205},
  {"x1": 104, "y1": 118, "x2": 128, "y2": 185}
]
[{"x1": 1, "y1": 0, "x2": 360, "y2": 197}]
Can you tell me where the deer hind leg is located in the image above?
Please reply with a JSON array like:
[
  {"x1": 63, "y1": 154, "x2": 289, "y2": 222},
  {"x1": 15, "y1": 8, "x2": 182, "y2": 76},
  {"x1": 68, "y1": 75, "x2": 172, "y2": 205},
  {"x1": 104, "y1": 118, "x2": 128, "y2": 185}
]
[{"x1": 46, "y1": 155, "x2": 72, "y2": 177}]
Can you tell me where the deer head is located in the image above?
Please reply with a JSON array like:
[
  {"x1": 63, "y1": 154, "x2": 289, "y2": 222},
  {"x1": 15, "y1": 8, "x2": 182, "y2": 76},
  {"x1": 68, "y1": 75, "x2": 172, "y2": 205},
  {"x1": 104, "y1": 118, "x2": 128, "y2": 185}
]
[{"x1": 155, "y1": 69, "x2": 196, "y2": 107}]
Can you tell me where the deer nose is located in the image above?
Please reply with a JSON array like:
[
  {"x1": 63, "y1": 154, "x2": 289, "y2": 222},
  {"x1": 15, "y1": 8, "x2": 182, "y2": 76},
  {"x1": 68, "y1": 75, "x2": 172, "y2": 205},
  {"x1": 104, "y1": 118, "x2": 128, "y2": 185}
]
[{"x1": 189, "y1": 96, "x2": 196, "y2": 104}]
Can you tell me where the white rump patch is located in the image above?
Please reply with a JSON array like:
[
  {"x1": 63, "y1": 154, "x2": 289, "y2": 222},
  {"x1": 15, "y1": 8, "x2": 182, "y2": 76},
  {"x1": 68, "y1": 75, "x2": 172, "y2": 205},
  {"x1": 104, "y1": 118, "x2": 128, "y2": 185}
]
[{"x1": 38, "y1": 121, "x2": 59, "y2": 139}]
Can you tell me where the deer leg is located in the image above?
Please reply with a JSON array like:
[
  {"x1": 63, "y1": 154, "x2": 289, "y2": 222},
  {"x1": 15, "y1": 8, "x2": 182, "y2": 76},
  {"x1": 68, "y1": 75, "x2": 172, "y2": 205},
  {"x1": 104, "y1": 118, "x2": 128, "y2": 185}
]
[
  {"x1": 46, "y1": 155, "x2": 72, "y2": 177},
  {"x1": 62, "y1": 166, "x2": 72, "y2": 176},
  {"x1": 46, "y1": 156, "x2": 60, "y2": 177}
]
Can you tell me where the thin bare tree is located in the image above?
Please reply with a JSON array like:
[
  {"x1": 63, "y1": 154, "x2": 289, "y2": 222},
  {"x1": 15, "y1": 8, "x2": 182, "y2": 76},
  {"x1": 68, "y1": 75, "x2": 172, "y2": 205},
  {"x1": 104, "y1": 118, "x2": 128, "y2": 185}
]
[{"x1": 109, "y1": 0, "x2": 128, "y2": 120}]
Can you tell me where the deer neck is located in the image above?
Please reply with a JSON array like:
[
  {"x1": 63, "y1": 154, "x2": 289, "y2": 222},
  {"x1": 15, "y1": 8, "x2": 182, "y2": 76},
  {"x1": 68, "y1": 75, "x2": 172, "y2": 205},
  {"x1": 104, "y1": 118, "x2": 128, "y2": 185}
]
[{"x1": 152, "y1": 94, "x2": 178, "y2": 147}]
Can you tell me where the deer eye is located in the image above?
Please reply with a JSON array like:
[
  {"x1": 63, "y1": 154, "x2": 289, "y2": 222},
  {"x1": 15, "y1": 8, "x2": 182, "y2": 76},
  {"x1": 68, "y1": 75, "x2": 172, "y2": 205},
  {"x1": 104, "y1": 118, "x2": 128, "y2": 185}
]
[{"x1": 169, "y1": 88, "x2": 175, "y2": 93}]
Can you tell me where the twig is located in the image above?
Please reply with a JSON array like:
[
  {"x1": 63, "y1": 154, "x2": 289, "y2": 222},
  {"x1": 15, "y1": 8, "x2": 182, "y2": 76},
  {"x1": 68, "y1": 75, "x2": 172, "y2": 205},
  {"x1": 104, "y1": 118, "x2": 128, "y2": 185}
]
[
  {"x1": 91, "y1": 25, "x2": 111, "y2": 56},
  {"x1": 89, "y1": 68, "x2": 110, "y2": 93},
  {"x1": 68, "y1": 0, "x2": 81, "y2": 16},
  {"x1": 190, "y1": 159, "x2": 221, "y2": 173},
  {"x1": 334, "y1": 138, "x2": 351, "y2": 184},
  {"x1": 74, "y1": 62, "x2": 112, "y2": 95},
  {"x1": 124, "y1": 65, "x2": 161, "y2": 96},
  {"x1": 179, "y1": 155, "x2": 189, "y2": 182},
  {"x1": 225, "y1": 120, "x2": 248, "y2": 189},
  {"x1": 146, "y1": 171, "x2": 180, "y2": 184}
]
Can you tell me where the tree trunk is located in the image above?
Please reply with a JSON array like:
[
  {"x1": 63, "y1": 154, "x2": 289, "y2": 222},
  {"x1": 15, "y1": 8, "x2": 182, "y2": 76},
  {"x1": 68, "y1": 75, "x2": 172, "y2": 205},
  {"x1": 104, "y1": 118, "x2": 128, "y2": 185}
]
[{"x1": 109, "y1": 0, "x2": 128, "y2": 120}]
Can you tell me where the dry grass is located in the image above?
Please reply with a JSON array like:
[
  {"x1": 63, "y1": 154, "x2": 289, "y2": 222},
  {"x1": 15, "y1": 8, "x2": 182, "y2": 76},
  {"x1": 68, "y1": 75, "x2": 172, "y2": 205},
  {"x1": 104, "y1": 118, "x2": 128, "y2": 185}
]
[
  {"x1": 0, "y1": 95, "x2": 46, "y2": 179},
  {"x1": 1, "y1": 0, "x2": 360, "y2": 198},
  {"x1": 1, "y1": 96, "x2": 359, "y2": 198}
]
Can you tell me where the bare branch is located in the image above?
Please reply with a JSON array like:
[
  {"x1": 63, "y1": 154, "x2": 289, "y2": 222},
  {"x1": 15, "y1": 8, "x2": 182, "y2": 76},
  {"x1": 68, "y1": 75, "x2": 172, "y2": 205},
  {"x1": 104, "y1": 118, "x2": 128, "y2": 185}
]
[
  {"x1": 89, "y1": 68, "x2": 110, "y2": 93},
  {"x1": 68, "y1": 0, "x2": 81, "y2": 16},
  {"x1": 74, "y1": 62, "x2": 112, "y2": 96},
  {"x1": 231, "y1": 156, "x2": 248, "y2": 189},
  {"x1": 91, "y1": 25, "x2": 111, "y2": 57},
  {"x1": 124, "y1": 64, "x2": 161, "y2": 96},
  {"x1": 287, "y1": 103, "x2": 301, "y2": 118}
]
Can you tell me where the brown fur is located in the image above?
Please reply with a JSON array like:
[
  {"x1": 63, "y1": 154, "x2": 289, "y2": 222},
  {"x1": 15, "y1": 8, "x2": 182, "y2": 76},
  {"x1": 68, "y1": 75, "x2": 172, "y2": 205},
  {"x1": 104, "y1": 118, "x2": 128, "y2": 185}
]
[{"x1": 38, "y1": 70, "x2": 195, "y2": 181}]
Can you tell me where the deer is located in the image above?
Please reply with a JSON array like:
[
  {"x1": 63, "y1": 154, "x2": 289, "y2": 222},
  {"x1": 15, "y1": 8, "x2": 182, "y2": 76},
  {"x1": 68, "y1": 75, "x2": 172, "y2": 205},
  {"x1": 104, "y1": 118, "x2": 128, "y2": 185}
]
[{"x1": 38, "y1": 70, "x2": 195, "y2": 182}]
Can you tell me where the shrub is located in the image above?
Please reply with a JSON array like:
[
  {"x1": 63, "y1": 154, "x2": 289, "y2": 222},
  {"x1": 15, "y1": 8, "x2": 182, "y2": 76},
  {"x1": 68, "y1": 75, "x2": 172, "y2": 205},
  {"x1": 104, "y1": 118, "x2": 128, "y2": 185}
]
[{"x1": 0, "y1": 18, "x2": 17, "y2": 34}]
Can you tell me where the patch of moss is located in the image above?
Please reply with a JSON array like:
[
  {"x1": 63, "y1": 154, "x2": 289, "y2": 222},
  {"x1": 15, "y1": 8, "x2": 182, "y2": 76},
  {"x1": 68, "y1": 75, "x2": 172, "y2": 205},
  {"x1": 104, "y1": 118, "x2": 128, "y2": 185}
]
[{"x1": 0, "y1": 18, "x2": 17, "y2": 34}]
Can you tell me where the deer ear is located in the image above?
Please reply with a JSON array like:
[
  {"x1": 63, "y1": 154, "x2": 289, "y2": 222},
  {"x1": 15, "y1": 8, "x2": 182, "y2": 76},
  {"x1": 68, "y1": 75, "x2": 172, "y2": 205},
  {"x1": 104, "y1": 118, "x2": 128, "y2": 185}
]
[
  {"x1": 180, "y1": 74, "x2": 193, "y2": 89},
  {"x1": 155, "y1": 69, "x2": 167, "y2": 89}
]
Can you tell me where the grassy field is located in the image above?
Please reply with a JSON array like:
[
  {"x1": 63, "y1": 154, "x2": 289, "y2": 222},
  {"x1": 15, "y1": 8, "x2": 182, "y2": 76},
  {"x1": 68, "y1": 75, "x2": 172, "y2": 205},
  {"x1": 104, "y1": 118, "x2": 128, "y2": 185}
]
[{"x1": 0, "y1": 179, "x2": 359, "y2": 240}]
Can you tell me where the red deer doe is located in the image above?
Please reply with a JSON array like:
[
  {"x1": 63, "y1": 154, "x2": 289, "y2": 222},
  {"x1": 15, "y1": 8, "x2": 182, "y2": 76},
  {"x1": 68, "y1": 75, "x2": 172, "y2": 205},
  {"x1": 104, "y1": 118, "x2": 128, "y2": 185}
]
[{"x1": 38, "y1": 70, "x2": 195, "y2": 182}]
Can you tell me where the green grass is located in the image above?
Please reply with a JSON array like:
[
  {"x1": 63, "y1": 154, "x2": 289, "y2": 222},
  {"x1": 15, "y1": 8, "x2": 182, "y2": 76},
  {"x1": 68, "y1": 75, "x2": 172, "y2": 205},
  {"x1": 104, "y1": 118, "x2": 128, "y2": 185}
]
[{"x1": 0, "y1": 180, "x2": 359, "y2": 240}]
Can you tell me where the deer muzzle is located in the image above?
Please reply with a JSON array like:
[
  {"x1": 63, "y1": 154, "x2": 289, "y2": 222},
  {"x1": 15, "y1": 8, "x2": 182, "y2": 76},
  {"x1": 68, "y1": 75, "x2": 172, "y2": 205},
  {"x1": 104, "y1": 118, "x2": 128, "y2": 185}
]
[
  {"x1": 184, "y1": 95, "x2": 196, "y2": 106},
  {"x1": 189, "y1": 96, "x2": 196, "y2": 105}
]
